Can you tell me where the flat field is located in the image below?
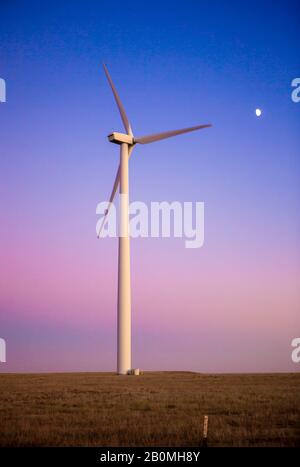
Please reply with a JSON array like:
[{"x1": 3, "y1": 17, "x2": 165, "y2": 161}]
[{"x1": 0, "y1": 372, "x2": 299, "y2": 447}]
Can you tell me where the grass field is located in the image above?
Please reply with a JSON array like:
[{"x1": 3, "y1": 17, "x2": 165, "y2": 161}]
[{"x1": 0, "y1": 372, "x2": 299, "y2": 447}]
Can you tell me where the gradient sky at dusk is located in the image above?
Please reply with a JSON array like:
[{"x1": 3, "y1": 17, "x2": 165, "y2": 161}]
[{"x1": 0, "y1": 0, "x2": 299, "y2": 372}]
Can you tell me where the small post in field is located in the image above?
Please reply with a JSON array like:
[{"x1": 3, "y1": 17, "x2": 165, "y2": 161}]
[{"x1": 202, "y1": 415, "x2": 209, "y2": 447}]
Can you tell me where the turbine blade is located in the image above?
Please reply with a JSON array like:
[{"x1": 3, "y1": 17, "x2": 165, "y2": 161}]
[
  {"x1": 98, "y1": 146, "x2": 134, "y2": 237},
  {"x1": 97, "y1": 166, "x2": 119, "y2": 237},
  {"x1": 134, "y1": 124, "x2": 212, "y2": 144},
  {"x1": 103, "y1": 63, "x2": 133, "y2": 136}
]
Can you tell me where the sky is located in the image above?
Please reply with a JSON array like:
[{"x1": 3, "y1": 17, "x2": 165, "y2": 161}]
[{"x1": 0, "y1": 0, "x2": 299, "y2": 373}]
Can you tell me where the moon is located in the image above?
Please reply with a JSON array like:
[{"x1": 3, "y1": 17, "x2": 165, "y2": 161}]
[{"x1": 255, "y1": 108, "x2": 262, "y2": 117}]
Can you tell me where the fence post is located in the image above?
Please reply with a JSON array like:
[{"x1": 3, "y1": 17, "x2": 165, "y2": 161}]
[{"x1": 202, "y1": 415, "x2": 209, "y2": 447}]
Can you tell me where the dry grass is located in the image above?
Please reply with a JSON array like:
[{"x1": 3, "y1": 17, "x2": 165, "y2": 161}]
[{"x1": 0, "y1": 372, "x2": 299, "y2": 447}]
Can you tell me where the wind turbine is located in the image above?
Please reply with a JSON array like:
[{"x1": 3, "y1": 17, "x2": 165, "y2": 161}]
[{"x1": 99, "y1": 64, "x2": 212, "y2": 375}]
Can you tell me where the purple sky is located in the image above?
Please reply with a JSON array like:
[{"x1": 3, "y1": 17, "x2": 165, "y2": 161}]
[{"x1": 0, "y1": 0, "x2": 299, "y2": 372}]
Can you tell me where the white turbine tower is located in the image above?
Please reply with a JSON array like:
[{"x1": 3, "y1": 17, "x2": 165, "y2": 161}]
[{"x1": 99, "y1": 64, "x2": 212, "y2": 375}]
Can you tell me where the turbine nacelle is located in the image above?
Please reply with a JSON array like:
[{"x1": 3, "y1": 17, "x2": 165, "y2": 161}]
[{"x1": 108, "y1": 132, "x2": 134, "y2": 145}]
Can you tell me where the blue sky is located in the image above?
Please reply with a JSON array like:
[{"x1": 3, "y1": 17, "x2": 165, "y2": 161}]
[{"x1": 0, "y1": 0, "x2": 299, "y2": 372}]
